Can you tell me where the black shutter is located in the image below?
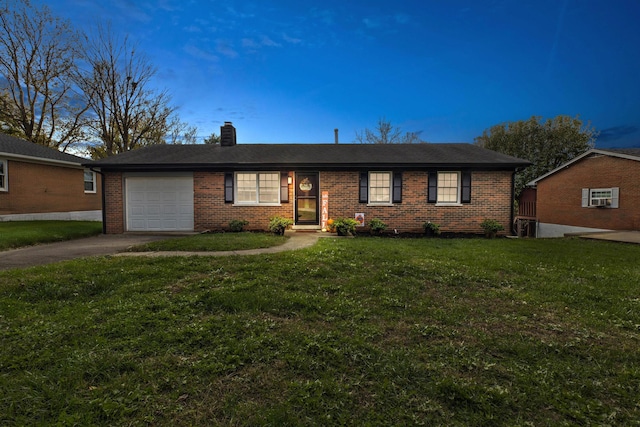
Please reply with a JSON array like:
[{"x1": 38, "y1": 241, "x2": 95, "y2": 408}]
[
  {"x1": 461, "y1": 171, "x2": 471, "y2": 203},
  {"x1": 280, "y1": 172, "x2": 289, "y2": 203},
  {"x1": 428, "y1": 173, "x2": 437, "y2": 203},
  {"x1": 359, "y1": 172, "x2": 368, "y2": 203},
  {"x1": 224, "y1": 172, "x2": 234, "y2": 203},
  {"x1": 392, "y1": 172, "x2": 402, "y2": 203}
]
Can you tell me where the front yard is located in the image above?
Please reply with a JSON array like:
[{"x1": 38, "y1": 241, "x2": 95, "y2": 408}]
[{"x1": 0, "y1": 237, "x2": 638, "y2": 425}]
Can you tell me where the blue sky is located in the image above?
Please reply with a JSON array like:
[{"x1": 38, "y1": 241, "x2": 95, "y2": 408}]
[{"x1": 42, "y1": 0, "x2": 640, "y2": 147}]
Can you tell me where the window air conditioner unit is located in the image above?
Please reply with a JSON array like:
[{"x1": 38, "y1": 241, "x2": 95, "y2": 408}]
[{"x1": 593, "y1": 199, "x2": 609, "y2": 207}]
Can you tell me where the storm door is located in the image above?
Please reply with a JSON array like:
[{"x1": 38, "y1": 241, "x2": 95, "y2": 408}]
[{"x1": 295, "y1": 172, "x2": 319, "y2": 225}]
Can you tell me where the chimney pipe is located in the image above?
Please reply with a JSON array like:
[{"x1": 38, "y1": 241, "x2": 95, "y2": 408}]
[
  {"x1": 220, "y1": 121, "x2": 236, "y2": 146},
  {"x1": 334, "y1": 128, "x2": 339, "y2": 144}
]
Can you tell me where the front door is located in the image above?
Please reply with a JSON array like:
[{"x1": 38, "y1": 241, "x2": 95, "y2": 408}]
[{"x1": 295, "y1": 172, "x2": 319, "y2": 225}]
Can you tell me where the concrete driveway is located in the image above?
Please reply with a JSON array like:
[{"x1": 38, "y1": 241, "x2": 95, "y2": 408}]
[{"x1": 0, "y1": 234, "x2": 173, "y2": 271}]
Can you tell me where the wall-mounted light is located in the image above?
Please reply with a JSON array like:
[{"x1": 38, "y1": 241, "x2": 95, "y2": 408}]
[{"x1": 287, "y1": 176, "x2": 293, "y2": 185}]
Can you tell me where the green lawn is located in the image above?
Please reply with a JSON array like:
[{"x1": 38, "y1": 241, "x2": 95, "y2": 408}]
[
  {"x1": 0, "y1": 220, "x2": 103, "y2": 251},
  {"x1": 0, "y1": 237, "x2": 638, "y2": 426},
  {"x1": 128, "y1": 232, "x2": 289, "y2": 252}
]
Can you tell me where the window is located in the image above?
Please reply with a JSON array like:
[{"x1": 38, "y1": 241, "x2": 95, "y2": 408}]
[
  {"x1": 84, "y1": 169, "x2": 96, "y2": 193},
  {"x1": 369, "y1": 172, "x2": 391, "y2": 204},
  {"x1": 582, "y1": 187, "x2": 619, "y2": 208},
  {"x1": 359, "y1": 171, "x2": 402, "y2": 204},
  {"x1": 235, "y1": 172, "x2": 280, "y2": 204},
  {"x1": 0, "y1": 159, "x2": 6, "y2": 191},
  {"x1": 437, "y1": 172, "x2": 460, "y2": 203},
  {"x1": 428, "y1": 171, "x2": 471, "y2": 204}
]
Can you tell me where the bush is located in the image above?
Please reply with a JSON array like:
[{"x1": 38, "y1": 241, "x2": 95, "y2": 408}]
[
  {"x1": 480, "y1": 219, "x2": 504, "y2": 237},
  {"x1": 368, "y1": 218, "x2": 387, "y2": 234},
  {"x1": 423, "y1": 221, "x2": 441, "y2": 236},
  {"x1": 333, "y1": 217, "x2": 358, "y2": 236},
  {"x1": 268, "y1": 216, "x2": 293, "y2": 235},
  {"x1": 228, "y1": 219, "x2": 249, "y2": 232}
]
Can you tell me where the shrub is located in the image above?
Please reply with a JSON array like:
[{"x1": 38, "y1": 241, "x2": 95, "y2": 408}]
[
  {"x1": 480, "y1": 219, "x2": 504, "y2": 237},
  {"x1": 333, "y1": 217, "x2": 358, "y2": 236},
  {"x1": 423, "y1": 221, "x2": 441, "y2": 236},
  {"x1": 368, "y1": 218, "x2": 387, "y2": 234},
  {"x1": 228, "y1": 219, "x2": 249, "y2": 232},
  {"x1": 268, "y1": 216, "x2": 293, "y2": 235}
]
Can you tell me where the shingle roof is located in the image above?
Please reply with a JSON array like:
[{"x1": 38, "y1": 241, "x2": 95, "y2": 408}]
[
  {"x1": 0, "y1": 133, "x2": 88, "y2": 165},
  {"x1": 527, "y1": 147, "x2": 640, "y2": 186},
  {"x1": 87, "y1": 143, "x2": 531, "y2": 170}
]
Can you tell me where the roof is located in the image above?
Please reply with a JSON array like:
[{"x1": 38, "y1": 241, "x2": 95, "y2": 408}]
[
  {"x1": 0, "y1": 133, "x2": 88, "y2": 166},
  {"x1": 86, "y1": 143, "x2": 531, "y2": 170},
  {"x1": 528, "y1": 148, "x2": 640, "y2": 186}
]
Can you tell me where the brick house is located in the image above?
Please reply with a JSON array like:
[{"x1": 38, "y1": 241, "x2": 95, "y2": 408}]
[
  {"x1": 87, "y1": 122, "x2": 529, "y2": 235},
  {"x1": 527, "y1": 148, "x2": 640, "y2": 237},
  {"x1": 0, "y1": 133, "x2": 102, "y2": 221}
]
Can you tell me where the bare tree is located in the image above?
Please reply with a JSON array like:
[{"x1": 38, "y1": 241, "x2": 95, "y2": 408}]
[
  {"x1": 0, "y1": 0, "x2": 88, "y2": 150},
  {"x1": 165, "y1": 115, "x2": 198, "y2": 144},
  {"x1": 77, "y1": 25, "x2": 174, "y2": 157},
  {"x1": 355, "y1": 117, "x2": 425, "y2": 144}
]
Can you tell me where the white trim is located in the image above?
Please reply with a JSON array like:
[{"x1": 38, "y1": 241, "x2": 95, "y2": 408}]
[
  {"x1": 0, "y1": 158, "x2": 7, "y2": 191},
  {"x1": 527, "y1": 149, "x2": 640, "y2": 186},
  {"x1": 0, "y1": 152, "x2": 84, "y2": 168},
  {"x1": 234, "y1": 171, "x2": 281, "y2": 205},
  {"x1": 368, "y1": 171, "x2": 392, "y2": 205},
  {"x1": 437, "y1": 171, "x2": 461, "y2": 204},
  {"x1": 84, "y1": 169, "x2": 97, "y2": 193}
]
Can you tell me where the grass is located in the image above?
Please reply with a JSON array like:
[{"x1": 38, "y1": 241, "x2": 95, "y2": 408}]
[
  {"x1": 0, "y1": 237, "x2": 639, "y2": 425},
  {"x1": 128, "y1": 232, "x2": 289, "y2": 252},
  {"x1": 0, "y1": 220, "x2": 103, "y2": 251}
]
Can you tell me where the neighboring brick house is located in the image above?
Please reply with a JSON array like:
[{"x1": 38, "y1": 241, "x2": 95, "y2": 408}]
[
  {"x1": 0, "y1": 133, "x2": 102, "y2": 221},
  {"x1": 87, "y1": 122, "x2": 529, "y2": 235},
  {"x1": 528, "y1": 148, "x2": 640, "y2": 237}
]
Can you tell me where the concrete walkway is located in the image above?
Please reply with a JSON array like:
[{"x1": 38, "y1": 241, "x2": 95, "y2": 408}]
[
  {"x1": 576, "y1": 230, "x2": 640, "y2": 244},
  {"x1": 0, "y1": 232, "x2": 326, "y2": 271}
]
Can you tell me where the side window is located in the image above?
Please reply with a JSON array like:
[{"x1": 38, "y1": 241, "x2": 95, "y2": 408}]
[
  {"x1": 582, "y1": 188, "x2": 619, "y2": 208},
  {"x1": 369, "y1": 171, "x2": 391, "y2": 204},
  {"x1": 84, "y1": 169, "x2": 96, "y2": 193},
  {"x1": 0, "y1": 159, "x2": 8, "y2": 191}
]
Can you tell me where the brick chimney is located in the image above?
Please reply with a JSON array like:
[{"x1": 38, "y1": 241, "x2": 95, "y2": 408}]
[{"x1": 220, "y1": 121, "x2": 236, "y2": 146}]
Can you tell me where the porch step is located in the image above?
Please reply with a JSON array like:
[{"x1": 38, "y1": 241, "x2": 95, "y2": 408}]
[{"x1": 291, "y1": 225, "x2": 322, "y2": 231}]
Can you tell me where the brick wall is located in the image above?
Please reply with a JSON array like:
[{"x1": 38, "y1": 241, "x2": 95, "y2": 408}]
[
  {"x1": 104, "y1": 172, "x2": 124, "y2": 234},
  {"x1": 537, "y1": 155, "x2": 640, "y2": 230},
  {"x1": 103, "y1": 170, "x2": 514, "y2": 234},
  {"x1": 0, "y1": 159, "x2": 102, "y2": 215}
]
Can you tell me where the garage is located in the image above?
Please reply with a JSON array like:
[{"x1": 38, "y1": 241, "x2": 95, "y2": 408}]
[{"x1": 125, "y1": 175, "x2": 194, "y2": 231}]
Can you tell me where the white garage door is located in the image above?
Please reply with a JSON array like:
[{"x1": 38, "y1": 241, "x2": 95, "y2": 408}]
[{"x1": 126, "y1": 176, "x2": 194, "y2": 231}]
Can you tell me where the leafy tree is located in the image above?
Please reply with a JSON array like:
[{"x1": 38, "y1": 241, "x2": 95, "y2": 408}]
[
  {"x1": 0, "y1": 0, "x2": 88, "y2": 150},
  {"x1": 165, "y1": 115, "x2": 198, "y2": 144},
  {"x1": 474, "y1": 115, "x2": 598, "y2": 196},
  {"x1": 355, "y1": 117, "x2": 425, "y2": 144},
  {"x1": 203, "y1": 132, "x2": 221, "y2": 145},
  {"x1": 76, "y1": 25, "x2": 174, "y2": 157}
]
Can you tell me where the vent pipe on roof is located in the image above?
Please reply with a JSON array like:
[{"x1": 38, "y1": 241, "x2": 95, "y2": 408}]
[
  {"x1": 220, "y1": 121, "x2": 236, "y2": 146},
  {"x1": 334, "y1": 128, "x2": 339, "y2": 144}
]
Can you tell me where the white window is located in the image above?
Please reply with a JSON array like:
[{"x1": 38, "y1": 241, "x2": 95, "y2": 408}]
[
  {"x1": 437, "y1": 172, "x2": 460, "y2": 204},
  {"x1": 235, "y1": 172, "x2": 280, "y2": 205},
  {"x1": 369, "y1": 172, "x2": 392, "y2": 204},
  {"x1": 84, "y1": 169, "x2": 96, "y2": 193},
  {"x1": 0, "y1": 159, "x2": 6, "y2": 191},
  {"x1": 582, "y1": 187, "x2": 619, "y2": 208}
]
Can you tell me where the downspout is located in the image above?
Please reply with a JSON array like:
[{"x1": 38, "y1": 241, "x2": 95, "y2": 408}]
[
  {"x1": 91, "y1": 167, "x2": 106, "y2": 234},
  {"x1": 510, "y1": 170, "x2": 515, "y2": 236}
]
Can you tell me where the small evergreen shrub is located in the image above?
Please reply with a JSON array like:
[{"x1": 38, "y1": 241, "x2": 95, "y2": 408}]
[
  {"x1": 268, "y1": 216, "x2": 293, "y2": 235},
  {"x1": 333, "y1": 217, "x2": 358, "y2": 236},
  {"x1": 228, "y1": 219, "x2": 249, "y2": 232},
  {"x1": 368, "y1": 218, "x2": 387, "y2": 235}
]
